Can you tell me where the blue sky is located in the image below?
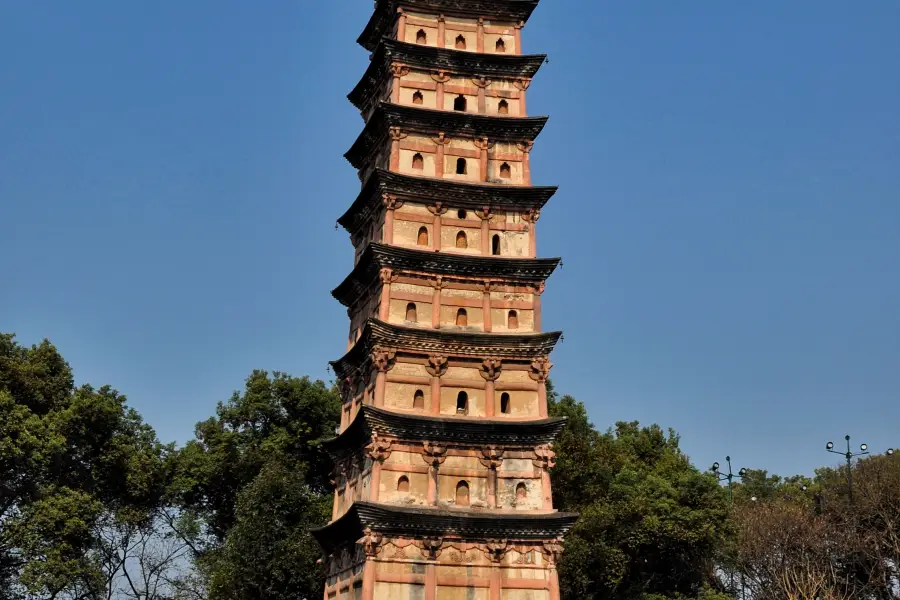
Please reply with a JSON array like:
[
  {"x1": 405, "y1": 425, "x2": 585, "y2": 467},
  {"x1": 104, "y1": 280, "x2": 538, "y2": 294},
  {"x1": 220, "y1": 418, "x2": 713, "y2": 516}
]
[{"x1": 2, "y1": 1, "x2": 898, "y2": 479}]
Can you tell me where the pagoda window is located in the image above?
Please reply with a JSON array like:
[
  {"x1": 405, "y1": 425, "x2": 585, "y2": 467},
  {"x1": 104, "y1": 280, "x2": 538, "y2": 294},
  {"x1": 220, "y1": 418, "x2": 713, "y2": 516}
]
[
  {"x1": 416, "y1": 29, "x2": 427, "y2": 45},
  {"x1": 413, "y1": 389, "x2": 425, "y2": 409},
  {"x1": 498, "y1": 99, "x2": 509, "y2": 115},
  {"x1": 456, "y1": 231, "x2": 468, "y2": 249},
  {"x1": 516, "y1": 482, "x2": 527, "y2": 500},
  {"x1": 508, "y1": 310, "x2": 518, "y2": 330},
  {"x1": 406, "y1": 303, "x2": 417, "y2": 322},
  {"x1": 412, "y1": 91, "x2": 424, "y2": 105},
  {"x1": 496, "y1": 38, "x2": 506, "y2": 53},
  {"x1": 417, "y1": 226, "x2": 429, "y2": 246},
  {"x1": 501, "y1": 392, "x2": 511, "y2": 414},
  {"x1": 455, "y1": 35, "x2": 467, "y2": 50},
  {"x1": 456, "y1": 391, "x2": 468, "y2": 414},
  {"x1": 456, "y1": 158, "x2": 467, "y2": 175},
  {"x1": 456, "y1": 481, "x2": 470, "y2": 505},
  {"x1": 454, "y1": 95, "x2": 467, "y2": 112},
  {"x1": 398, "y1": 476, "x2": 410, "y2": 492},
  {"x1": 492, "y1": 234, "x2": 501, "y2": 255},
  {"x1": 456, "y1": 308, "x2": 468, "y2": 327},
  {"x1": 412, "y1": 153, "x2": 424, "y2": 170},
  {"x1": 499, "y1": 162, "x2": 512, "y2": 179},
  {"x1": 457, "y1": 209, "x2": 467, "y2": 219}
]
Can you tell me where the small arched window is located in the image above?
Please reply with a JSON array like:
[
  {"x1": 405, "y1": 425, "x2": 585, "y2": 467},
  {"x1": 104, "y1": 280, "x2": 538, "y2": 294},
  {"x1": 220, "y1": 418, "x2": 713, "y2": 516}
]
[
  {"x1": 492, "y1": 234, "x2": 501, "y2": 256},
  {"x1": 456, "y1": 158, "x2": 467, "y2": 175},
  {"x1": 416, "y1": 29, "x2": 427, "y2": 45},
  {"x1": 498, "y1": 100, "x2": 509, "y2": 115},
  {"x1": 456, "y1": 480, "x2": 470, "y2": 505},
  {"x1": 456, "y1": 391, "x2": 468, "y2": 414},
  {"x1": 455, "y1": 231, "x2": 467, "y2": 249},
  {"x1": 496, "y1": 38, "x2": 506, "y2": 53},
  {"x1": 516, "y1": 482, "x2": 527, "y2": 500},
  {"x1": 453, "y1": 95, "x2": 467, "y2": 112},
  {"x1": 406, "y1": 303, "x2": 417, "y2": 322},
  {"x1": 457, "y1": 209, "x2": 467, "y2": 220},
  {"x1": 412, "y1": 153, "x2": 424, "y2": 170},
  {"x1": 455, "y1": 35, "x2": 467, "y2": 50},
  {"x1": 456, "y1": 308, "x2": 468, "y2": 327},
  {"x1": 417, "y1": 226, "x2": 429, "y2": 246},
  {"x1": 413, "y1": 389, "x2": 425, "y2": 409},
  {"x1": 499, "y1": 162, "x2": 511, "y2": 179},
  {"x1": 501, "y1": 392, "x2": 511, "y2": 414},
  {"x1": 507, "y1": 310, "x2": 518, "y2": 330},
  {"x1": 398, "y1": 476, "x2": 410, "y2": 492},
  {"x1": 412, "y1": 91, "x2": 424, "y2": 105}
]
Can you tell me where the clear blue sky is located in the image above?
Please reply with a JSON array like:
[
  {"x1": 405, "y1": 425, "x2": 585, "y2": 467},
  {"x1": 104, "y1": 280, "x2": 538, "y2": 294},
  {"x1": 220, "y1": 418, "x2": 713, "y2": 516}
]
[{"x1": 2, "y1": 1, "x2": 898, "y2": 479}]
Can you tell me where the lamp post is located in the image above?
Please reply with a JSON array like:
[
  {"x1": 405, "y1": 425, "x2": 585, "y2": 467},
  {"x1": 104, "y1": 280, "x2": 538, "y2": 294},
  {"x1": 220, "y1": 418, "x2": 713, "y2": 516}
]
[
  {"x1": 825, "y1": 435, "x2": 869, "y2": 503},
  {"x1": 712, "y1": 456, "x2": 747, "y2": 505}
]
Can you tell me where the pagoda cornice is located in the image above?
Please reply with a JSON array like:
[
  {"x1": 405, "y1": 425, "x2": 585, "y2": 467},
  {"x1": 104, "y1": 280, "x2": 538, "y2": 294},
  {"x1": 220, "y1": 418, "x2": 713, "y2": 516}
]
[
  {"x1": 324, "y1": 406, "x2": 565, "y2": 460},
  {"x1": 345, "y1": 102, "x2": 548, "y2": 170},
  {"x1": 330, "y1": 318, "x2": 561, "y2": 380},
  {"x1": 349, "y1": 38, "x2": 545, "y2": 113},
  {"x1": 358, "y1": 0, "x2": 541, "y2": 52},
  {"x1": 338, "y1": 169, "x2": 556, "y2": 236},
  {"x1": 333, "y1": 243, "x2": 559, "y2": 308},
  {"x1": 312, "y1": 501, "x2": 577, "y2": 553}
]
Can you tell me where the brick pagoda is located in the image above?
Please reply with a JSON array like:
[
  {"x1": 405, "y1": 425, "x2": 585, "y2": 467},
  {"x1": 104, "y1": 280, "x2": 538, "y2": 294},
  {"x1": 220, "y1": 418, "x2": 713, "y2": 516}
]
[{"x1": 313, "y1": 2, "x2": 576, "y2": 599}]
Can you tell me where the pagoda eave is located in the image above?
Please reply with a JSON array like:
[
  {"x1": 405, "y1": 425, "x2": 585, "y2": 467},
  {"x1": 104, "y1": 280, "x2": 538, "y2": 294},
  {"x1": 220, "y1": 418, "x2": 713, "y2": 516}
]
[
  {"x1": 330, "y1": 319, "x2": 561, "y2": 380},
  {"x1": 338, "y1": 169, "x2": 557, "y2": 235},
  {"x1": 324, "y1": 405, "x2": 566, "y2": 459},
  {"x1": 345, "y1": 103, "x2": 548, "y2": 170},
  {"x1": 313, "y1": 501, "x2": 577, "y2": 553},
  {"x1": 358, "y1": 0, "x2": 541, "y2": 51},
  {"x1": 333, "y1": 243, "x2": 559, "y2": 307},
  {"x1": 349, "y1": 38, "x2": 546, "y2": 112}
]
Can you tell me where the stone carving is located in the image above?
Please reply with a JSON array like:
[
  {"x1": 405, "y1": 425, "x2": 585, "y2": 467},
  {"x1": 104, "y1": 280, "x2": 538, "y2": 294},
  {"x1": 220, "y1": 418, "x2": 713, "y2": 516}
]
[
  {"x1": 427, "y1": 202, "x2": 449, "y2": 216},
  {"x1": 533, "y1": 444, "x2": 556, "y2": 470},
  {"x1": 485, "y1": 539, "x2": 509, "y2": 563},
  {"x1": 358, "y1": 528, "x2": 384, "y2": 557},
  {"x1": 541, "y1": 538, "x2": 564, "y2": 565},
  {"x1": 471, "y1": 76, "x2": 492, "y2": 89},
  {"x1": 381, "y1": 193, "x2": 404, "y2": 211},
  {"x1": 517, "y1": 140, "x2": 535, "y2": 154},
  {"x1": 366, "y1": 434, "x2": 393, "y2": 463},
  {"x1": 390, "y1": 63, "x2": 410, "y2": 78},
  {"x1": 535, "y1": 281, "x2": 546, "y2": 295},
  {"x1": 513, "y1": 78, "x2": 532, "y2": 91},
  {"x1": 473, "y1": 136, "x2": 493, "y2": 151},
  {"x1": 370, "y1": 348, "x2": 396, "y2": 373},
  {"x1": 431, "y1": 132, "x2": 450, "y2": 146},
  {"x1": 522, "y1": 207, "x2": 541, "y2": 224},
  {"x1": 426, "y1": 354, "x2": 449, "y2": 378},
  {"x1": 389, "y1": 127, "x2": 408, "y2": 141},
  {"x1": 479, "y1": 358, "x2": 502, "y2": 382},
  {"x1": 330, "y1": 459, "x2": 347, "y2": 487},
  {"x1": 449, "y1": 549, "x2": 474, "y2": 563},
  {"x1": 418, "y1": 537, "x2": 444, "y2": 560},
  {"x1": 476, "y1": 206, "x2": 491, "y2": 221},
  {"x1": 479, "y1": 446, "x2": 504, "y2": 469},
  {"x1": 430, "y1": 70, "x2": 451, "y2": 84},
  {"x1": 421, "y1": 441, "x2": 448, "y2": 466},
  {"x1": 529, "y1": 356, "x2": 552, "y2": 382},
  {"x1": 378, "y1": 268, "x2": 398, "y2": 285}
]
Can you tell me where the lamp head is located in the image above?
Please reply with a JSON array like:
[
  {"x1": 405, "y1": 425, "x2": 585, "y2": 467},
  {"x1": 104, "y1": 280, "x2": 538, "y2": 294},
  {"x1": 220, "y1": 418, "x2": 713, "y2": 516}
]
[
  {"x1": 860, "y1": 443, "x2": 868, "y2": 452},
  {"x1": 800, "y1": 485, "x2": 808, "y2": 492},
  {"x1": 751, "y1": 496, "x2": 758, "y2": 502},
  {"x1": 887, "y1": 448, "x2": 894, "y2": 456},
  {"x1": 739, "y1": 468, "x2": 747, "y2": 477},
  {"x1": 826, "y1": 442, "x2": 834, "y2": 450},
  {"x1": 712, "y1": 462, "x2": 720, "y2": 472}
]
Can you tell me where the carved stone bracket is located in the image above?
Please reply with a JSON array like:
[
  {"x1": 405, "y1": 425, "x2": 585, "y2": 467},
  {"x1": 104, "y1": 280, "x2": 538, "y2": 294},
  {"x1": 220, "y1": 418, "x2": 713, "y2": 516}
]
[
  {"x1": 389, "y1": 127, "x2": 408, "y2": 142},
  {"x1": 428, "y1": 275, "x2": 444, "y2": 291},
  {"x1": 431, "y1": 132, "x2": 451, "y2": 146},
  {"x1": 370, "y1": 347, "x2": 397, "y2": 373},
  {"x1": 484, "y1": 539, "x2": 509, "y2": 563},
  {"x1": 513, "y1": 78, "x2": 532, "y2": 91},
  {"x1": 541, "y1": 538, "x2": 564, "y2": 565},
  {"x1": 359, "y1": 528, "x2": 384, "y2": 558},
  {"x1": 366, "y1": 434, "x2": 393, "y2": 463},
  {"x1": 533, "y1": 444, "x2": 557, "y2": 470},
  {"x1": 381, "y1": 193, "x2": 404, "y2": 211},
  {"x1": 516, "y1": 140, "x2": 535, "y2": 154},
  {"x1": 421, "y1": 441, "x2": 448, "y2": 466},
  {"x1": 430, "y1": 70, "x2": 451, "y2": 84},
  {"x1": 418, "y1": 537, "x2": 444, "y2": 561},
  {"x1": 471, "y1": 77, "x2": 492, "y2": 89},
  {"x1": 480, "y1": 358, "x2": 502, "y2": 382},
  {"x1": 390, "y1": 62, "x2": 411, "y2": 78},
  {"x1": 522, "y1": 207, "x2": 541, "y2": 224},
  {"x1": 426, "y1": 354, "x2": 449, "y2": 378},
  {"x1": 535, "y1": 281, "x2": 546, "y2": 296},
  {"x1": 379, "y1": 268, "x2": 399, "y2": 286},
  {"x1": 529, "y1": 356, "x2": 552, "y2": 382},
  {"x1": 479, "y1": 446, "x2": 504, "y2": 470},
  {"x1": 473, "y1": 136, "x2": 494, "y2": 151},
  {"x1": 330, "y1": 459, "x2": 347, "y2": 487},
  {"x1": 476, "y1": 206, "x2": 491, "y2": 221},
  {"x1": 427, "y1": 202, "x2": 449, "y2": 216}
]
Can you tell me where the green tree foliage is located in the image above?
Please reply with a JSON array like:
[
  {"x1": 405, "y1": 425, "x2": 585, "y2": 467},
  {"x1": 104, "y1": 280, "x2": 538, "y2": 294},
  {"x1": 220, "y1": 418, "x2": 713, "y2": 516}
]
[
  {"x1": 171, "y1": 370, "x2": 341, "y2": 600},
  {"x1": 0, "y1": 333, "x2": 169, "y2": 599},
  {"x1": 547, "y1": 382, "x2": 731, "y2": 600}
]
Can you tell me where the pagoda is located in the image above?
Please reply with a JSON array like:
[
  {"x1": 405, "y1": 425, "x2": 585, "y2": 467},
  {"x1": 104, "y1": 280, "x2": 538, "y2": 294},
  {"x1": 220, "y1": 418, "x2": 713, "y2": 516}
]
[{"x1": 313, "y1": 2, "x2": 576, "y2": 599}]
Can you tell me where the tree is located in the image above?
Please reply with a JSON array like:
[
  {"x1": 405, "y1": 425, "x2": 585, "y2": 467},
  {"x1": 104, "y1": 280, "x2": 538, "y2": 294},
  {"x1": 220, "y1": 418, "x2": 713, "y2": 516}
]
[
  {"x1": 0, "y1": 333, "x2": 169, "y2": 600},
  {"x1": 171, "y1": 370, "x2": 340, "y2": 600},
  {"x1": 548, "y1": 383, "x2": 730, "y2": 600}
]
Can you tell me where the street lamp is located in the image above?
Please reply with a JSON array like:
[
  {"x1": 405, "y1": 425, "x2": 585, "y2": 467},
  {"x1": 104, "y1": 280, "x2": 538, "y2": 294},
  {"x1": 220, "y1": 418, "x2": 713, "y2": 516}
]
[
  {"x1": 825, "y1": 435, "x2": 869, "y2": 503},
  {"x1": 712, "y1": 456, "x2": 747, "y2": 505},
  {"x1": 888, "y1": 448, "x2": 895, "y2": 456}
]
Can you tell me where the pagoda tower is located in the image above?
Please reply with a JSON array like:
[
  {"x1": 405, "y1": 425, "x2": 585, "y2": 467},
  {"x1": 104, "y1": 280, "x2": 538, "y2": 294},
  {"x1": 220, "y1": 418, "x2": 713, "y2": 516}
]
[{"x1": 313, "y1": 2, "x2": 576, "y2": 599}]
